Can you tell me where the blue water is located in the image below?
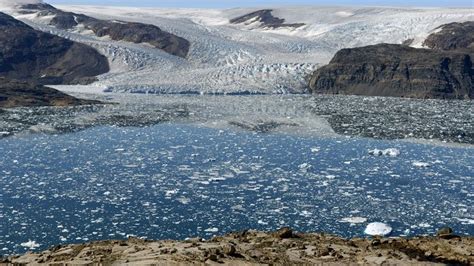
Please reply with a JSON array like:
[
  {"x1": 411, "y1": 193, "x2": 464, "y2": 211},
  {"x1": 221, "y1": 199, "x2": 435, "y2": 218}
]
[{"x1": 1, "y1": 123, "x2": 473, "y2": 254}]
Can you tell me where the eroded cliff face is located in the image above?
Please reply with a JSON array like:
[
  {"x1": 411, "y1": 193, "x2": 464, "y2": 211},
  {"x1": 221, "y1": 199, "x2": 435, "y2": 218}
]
[
  {"x1": 308, "y1": 44, "x2": 473, "y2": 99},
  {"x1": 0, "y1": 12, "x2": 108, "y2": 107},
  {"x1": 0, "y1": 12, "x2": 109, "y2": 85},
  {"x1": 308, "y1": 22, "x2": 474, "y2": 99},
  {"x1": 20, "y1": 3, "x2": 190, "y2": 58}
]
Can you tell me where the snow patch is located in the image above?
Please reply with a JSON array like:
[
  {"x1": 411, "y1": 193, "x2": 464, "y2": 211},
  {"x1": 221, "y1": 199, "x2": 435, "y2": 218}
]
[
  {"x1": 335, "y1": 11, "x2": 354, "y2": 17},
  {"x1": 0, "y1": 0, "x2": 41, "y2": 7}
]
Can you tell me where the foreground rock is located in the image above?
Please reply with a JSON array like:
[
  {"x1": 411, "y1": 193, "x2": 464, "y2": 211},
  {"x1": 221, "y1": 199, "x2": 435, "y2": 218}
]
[
  {"x1": 20, "y1": 3, "x2": 190, "y2": 58},
  {"x1": 0, "y1": 12, "x2": 109, "y2": 85},
  {"x1": 0, "y1": 78, "x2": 100, "y2": 108},
  {"x1": 5, "y1": 228, "x2": 473, "y2": 265},
  {"x1": 308, "y1": 43, "x2": 473, "y2": 99}
]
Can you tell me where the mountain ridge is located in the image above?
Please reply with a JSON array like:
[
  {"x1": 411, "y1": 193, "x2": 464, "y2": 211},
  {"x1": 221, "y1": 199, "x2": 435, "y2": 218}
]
[{"x1": 308, "y1": 21, "x2": 474, "y2": 99}]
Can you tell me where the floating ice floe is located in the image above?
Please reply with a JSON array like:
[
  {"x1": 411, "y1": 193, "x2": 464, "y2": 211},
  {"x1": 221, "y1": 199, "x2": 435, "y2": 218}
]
[
  {"x1": 340, "y1": 217, "x2": 368, "y2": 224},
  {"x1": 368, "y1": 148, "x2": 400, "y2": 157},
  {"x1": 204, "y1": 227, "x2": 219, "y2": 233},
  {"x1": 20, "y1": 240, "x2": 40, "y2": 249},
  {"x1": 177, "y1": 197, "x2": 191, "y2": 204},
  {"x1": 298, "y1": 163, "x2": 312, "y2": 172},
  {"x1": 364, "y1": 222, "x2": 392, "y2": 236},
  {"x1": 165, "y1": 189, "x2": 179, "y2": 197},
  {"x1": 412, "y1": 161, "x2": 430, "y2": 168}
]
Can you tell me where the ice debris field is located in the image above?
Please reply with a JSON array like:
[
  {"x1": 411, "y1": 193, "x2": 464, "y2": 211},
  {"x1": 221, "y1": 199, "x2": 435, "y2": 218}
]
[{"x1": 1, "y1": 118, "x2": 473, "y2": 254}]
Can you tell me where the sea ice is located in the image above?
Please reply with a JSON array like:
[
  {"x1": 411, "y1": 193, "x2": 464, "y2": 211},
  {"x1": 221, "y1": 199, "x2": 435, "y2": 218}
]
[
  {"x1": 204, "y1": 227, "x2": 219, "y2": 233},
  {"x1": 298, "y1": 163, "x2": 312, "y2": 172},
  {"x1": 340, "y1": 217, "x2": 368, "y2": 224},
  {"x1": 364, "y1": 222, "x2": 392, "y2": 236},
  {"x1": 412, "y1": 161, "x2": 430, "y2": 168},
  {"x1": 20, "y1": 240, "x2": 40, "y2": 249}
]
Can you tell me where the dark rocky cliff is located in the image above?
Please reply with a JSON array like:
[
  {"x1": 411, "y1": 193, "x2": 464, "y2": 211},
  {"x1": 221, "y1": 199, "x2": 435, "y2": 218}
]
[
  {"x1": 230, "y1": 9, "x2": 305, "y2": 29},
  {"x1": 423, "y1": 21, "x2": 474, "y2": 51},
  {"x1": 21, "y1": 3, "x2": 190, "y2": 58},
  {"x1": 0, "y1": 12, "x2": 108, "y2": 107},
  {"x1": 308, "y1": 44, "x2": 473, "y2": 99},
  {"x1": 308, "y1": 22, "x2": 474, "y2": 99},
  {"x1": 0, "y1": 12, "x2": 109, "y2": 85}
]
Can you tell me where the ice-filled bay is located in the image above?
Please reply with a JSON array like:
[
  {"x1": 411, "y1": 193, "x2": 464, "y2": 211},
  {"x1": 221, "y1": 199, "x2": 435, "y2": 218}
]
[{"x1": 1, "y1": 121, "x2": 473, "y2": 254}]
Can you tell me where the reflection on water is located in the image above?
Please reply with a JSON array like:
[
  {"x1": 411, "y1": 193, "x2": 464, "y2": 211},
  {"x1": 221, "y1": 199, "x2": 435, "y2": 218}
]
[{"x1": 0, "y1": 94, "x2": 473, "y2": 143}]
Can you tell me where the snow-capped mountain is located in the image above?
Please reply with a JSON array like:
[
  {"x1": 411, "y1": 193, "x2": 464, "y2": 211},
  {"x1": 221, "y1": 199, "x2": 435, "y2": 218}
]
[{"x1": 2, "y1": 1, "x2": 473, "y2": 94}]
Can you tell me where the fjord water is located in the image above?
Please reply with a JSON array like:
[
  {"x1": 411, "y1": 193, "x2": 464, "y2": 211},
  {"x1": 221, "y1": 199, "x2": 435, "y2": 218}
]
[{"x1": 1, "y1": 119, "x2": 473, "y2": 254}]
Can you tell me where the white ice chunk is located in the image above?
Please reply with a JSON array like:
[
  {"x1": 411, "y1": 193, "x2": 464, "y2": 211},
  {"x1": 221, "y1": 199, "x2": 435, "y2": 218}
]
[
  {"x1": 364, "y1": 222, "x2": 392, "y2": 236},
  {"x1": 20, "y1": 240, "x2": 40, "y2": 249},
  {"x1": 412, "y1": 161, "x2": 430, "y2": 168},
  {"x1": 298, "y1": 163, "x2": 312, "y2": 172},
  {"x1": 204, "y1": 227, "x2": 219, "y2": 233},
  {"x1": 340, "y1": 217, "x2": 367, "y2": 224}
]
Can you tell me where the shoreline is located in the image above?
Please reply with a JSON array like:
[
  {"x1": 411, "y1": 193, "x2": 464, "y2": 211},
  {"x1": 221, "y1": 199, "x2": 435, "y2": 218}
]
[{"x1": 4, "y1": 228, "x2": 473, "y2": 265}]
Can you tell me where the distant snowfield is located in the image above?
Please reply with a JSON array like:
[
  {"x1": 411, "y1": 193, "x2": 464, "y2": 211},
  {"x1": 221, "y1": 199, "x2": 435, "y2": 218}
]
[{"x1": 6, "y1": 5, "x2": 474, "y2": 94}]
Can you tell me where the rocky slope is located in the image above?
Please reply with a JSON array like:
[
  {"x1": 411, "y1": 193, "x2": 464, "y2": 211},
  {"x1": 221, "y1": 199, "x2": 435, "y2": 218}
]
[
  {"x1": 0, "y1": 11, "x2": 109, "y2": 85},
  {"x1": 423, "y1": 21, "x2": 474, "y2": 51},
  {"x1": 308, "y1": 22, "x2": 474, "y2": 99},
  {"x1": 0, "y1": 78, "x2": 100, "y2": 108},
  {"x1": 4, "y1": 228, "x2": 473, "y2": 265},
  {"x1": 20, "y1": 3, "x2": 190, "y2": 58},
  {"x1": 0, "y1": 12, "x2": 108, "y2": 107},
  {"x1": 308, "y1": 43, "x2": 473, "y2": 99},
  {"x1": 230, "y1": 9, "x2": 305, "y2": 29}
]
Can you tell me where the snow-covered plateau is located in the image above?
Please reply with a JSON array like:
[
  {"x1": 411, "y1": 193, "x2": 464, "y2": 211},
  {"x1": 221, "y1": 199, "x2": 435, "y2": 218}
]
[{"x1": 3, "y1": 3, "x2": 474, "y2": 94}]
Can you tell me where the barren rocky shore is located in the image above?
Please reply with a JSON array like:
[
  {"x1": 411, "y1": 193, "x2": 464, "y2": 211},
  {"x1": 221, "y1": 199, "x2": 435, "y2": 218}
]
[{"x1": 3, "y1": 228, "x2": 473, "y2": 265}]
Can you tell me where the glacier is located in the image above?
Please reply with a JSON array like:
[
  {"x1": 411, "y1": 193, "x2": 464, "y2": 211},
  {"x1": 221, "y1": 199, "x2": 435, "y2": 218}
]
[{"x1": 3, "y1": 4, "x2": 474, "y2": 94}]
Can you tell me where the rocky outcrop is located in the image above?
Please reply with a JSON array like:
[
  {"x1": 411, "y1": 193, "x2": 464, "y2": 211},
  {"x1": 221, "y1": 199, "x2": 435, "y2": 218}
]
[
  {"x1": 0, "y1": 12, "x2": 107, "y2": 107},
  {"x1": 308, "y1": 44, "x2": 473, "y2": 99},
  {"x1": 308, "y1": 21, "x2": 474, "y2": 99},
  {"x1": 0, "y1": 12, "x2": 109, "y2": 85},
  {"x1": 423, "y1": 21, "x2": 474, "y2": 51},
  {"x1": 21, "y1": 3, "x2": 190, "y2": 58},
  {"x1": 5, "y1": 228, "x2": 473, "y2": 265},
  {"x1": 0, "y1": 78, "x2": 100, "y2": 108},
  {"x1": 230, "y1": 9, "x2": 305, "y2": 29}
]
